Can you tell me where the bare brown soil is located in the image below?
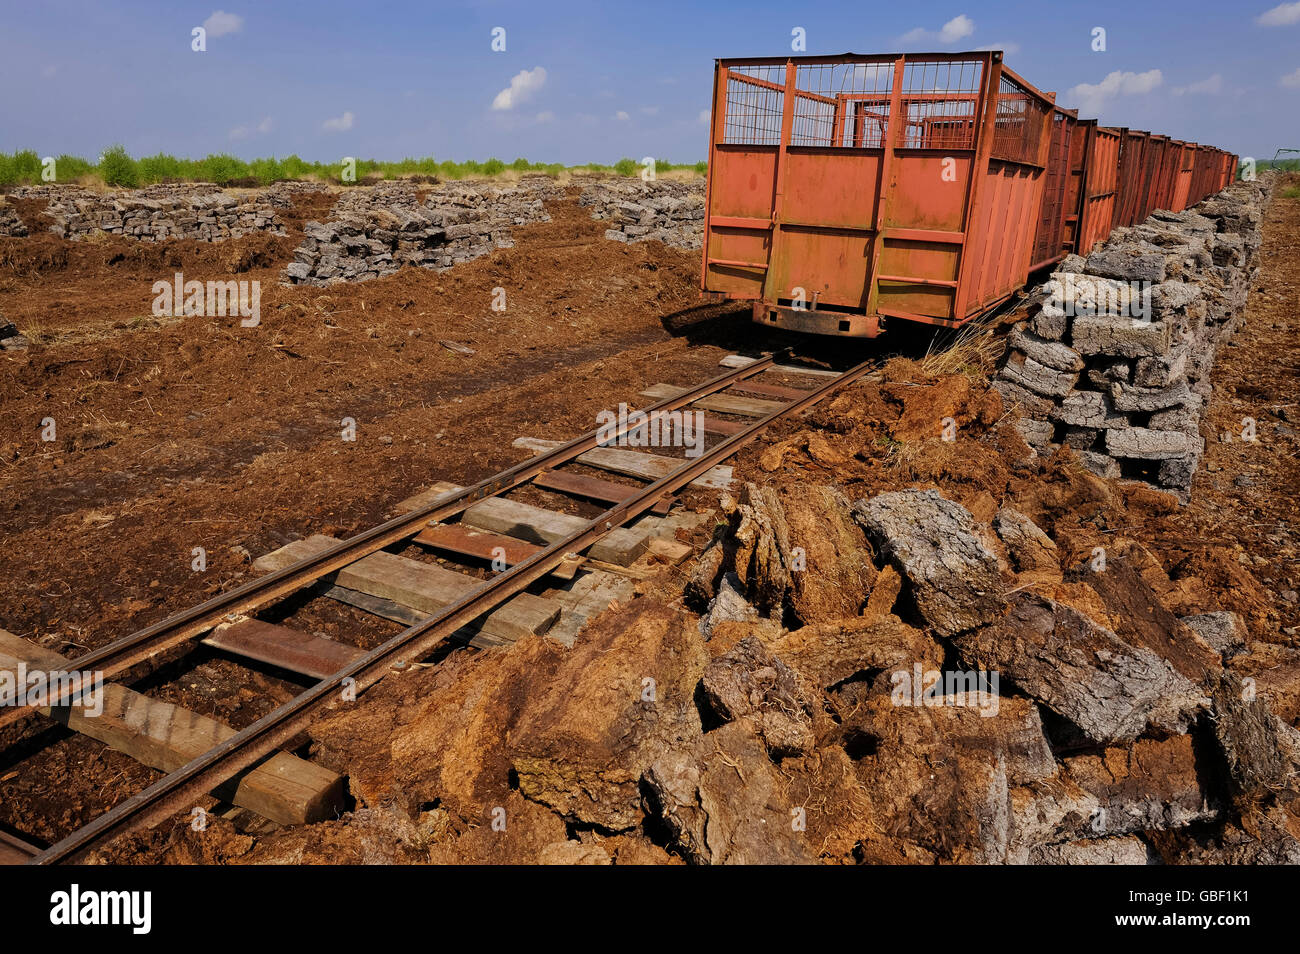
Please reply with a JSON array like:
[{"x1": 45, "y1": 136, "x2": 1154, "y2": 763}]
[
  {"x1": 0, "y1": 191, "x2": 791, "y2": 845},
  {"x1": 1, "y1": 180, "x2": 1296, "y2": 863}
]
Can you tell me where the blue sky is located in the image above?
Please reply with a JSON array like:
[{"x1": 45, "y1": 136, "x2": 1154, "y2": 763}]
[{"x1": 2, "y1": 0, "x2": 1297, "y2": 163}]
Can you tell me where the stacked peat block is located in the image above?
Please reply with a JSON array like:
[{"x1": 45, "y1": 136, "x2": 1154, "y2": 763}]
[
  {"x1": 286, "y1": 206, "x2": 442, "y2": 284},
  {"x1": 578, "y1": 179, "x2": 704, "y2": 249},
  {"x1": 331, "y1": 179, "x2": 426, "y2": 216},
  {"x1": 433, "y1": 176, "x2": 564, "y2": 231},
  {"x1": 283, "y1": 177, "x2": 562, "y2": 286},
  {"x1": 263, "y1": 180, "x2": 332, "y2": 209},
  {"x1": 285, "y1": 180, "x2": 433, "y2": 283},
  {"x1": 0, "y1": 199, "x2": 28, "y2": 237},
  {"x1": 16, "y1": 183, "x2": 287, "y2": 241},
  {"x1": 0, "y1": 315, "x2": 27, "y2": 351},
  {"x1": 995, "y1": 175, "x2": 1272, "y2": 500}
]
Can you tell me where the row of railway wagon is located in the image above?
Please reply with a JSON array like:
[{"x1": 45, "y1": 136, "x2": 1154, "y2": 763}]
[{"x1": 699, "y1": 51, "x2": 1240, "y2": 338}]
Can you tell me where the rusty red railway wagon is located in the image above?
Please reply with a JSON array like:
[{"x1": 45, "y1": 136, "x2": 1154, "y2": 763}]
[
  {"x1": 700, "y1": 51, "x2": 1238, "y2": 339},
  {"x1": 1113, "y1": 128, "x2": 1149, "y2": 228},
  {"x1": 1113, "y1": 134, "x2": 1237, "y2": 226},
  {"x1": 1029, "y1": 106, "x2": 1079, "y2": 272},
  {"x1": 701, "y1": 51, "x2": 1055, "y2": 337},
  {"x1": 1074, "y1": 121, "x2": 1121, "y2": 253}
]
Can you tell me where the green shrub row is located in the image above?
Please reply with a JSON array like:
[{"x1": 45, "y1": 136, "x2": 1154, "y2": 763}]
[{"x1": 0, "y1": 148, "x2": 706, "y2": 187}]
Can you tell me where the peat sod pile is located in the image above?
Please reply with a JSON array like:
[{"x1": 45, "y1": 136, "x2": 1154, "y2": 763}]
[
  {"x1": 579, "y1": 179, "x2": 705, "y2": 250},
  {"x1": 0, "y1": 198, "x2": 28, "y2": 237},
  {"x1": 13, "y1": 183, "x2": 287, "y2": 242},
  {"x1": 282, "y1": 178, "x2": 564, "y2": 286},
  {"x1": 995, "y1": 175, "x2": 1273, "y2": 499}
]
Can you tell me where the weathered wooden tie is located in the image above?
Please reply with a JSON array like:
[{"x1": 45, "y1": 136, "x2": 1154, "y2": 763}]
[
  {"x1": 253, "y1": 534, "x2": 561, "y2": 642},
  {"x1": 639, "y1": 383, "x2": 786, "y2": 418},
  {"x1": 204, "y1": 618, "x2": 363, "y2": 680},
  {"x1": 719, "y1": 353, "x2": 840, "y2": 377},
  {"x1": 727, "y1": 380, "x2": 811, "y2": 401},
  {"x1": 508, "y1": 438, "x2": 733, "y2": 489},
  {"x1": 0, "y1": 630, "x2": 345, "y2": 826},
  {"x1": 0, "y1": 830, "x2": 40, "y2": 865},
  {"x1": 699, "y1": 415, "x2": 748, "y2": 436},
  {"x1": 532, "y1": 470, "x2": 675, "y2": 516},
  {"x1": 413, "y1": 523, "x2": 583, "y2": 579},
  {"x1": 399, "y1": 481, "x2": 657, "y2": 566},
  {"x1": 458, "y1": 488, "x2": 650, "y2": 566},
  {"x1": 309, "y1": 583, "x2": 512, "y2": 649}
]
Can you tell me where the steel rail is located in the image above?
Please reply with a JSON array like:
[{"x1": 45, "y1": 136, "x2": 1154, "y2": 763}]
[
  {"x1": 32, "y1": 356, "x2": 878, "y2": 864},
  {"x1": 1, "y1": 351, "x2": 792, "y2": 731}
]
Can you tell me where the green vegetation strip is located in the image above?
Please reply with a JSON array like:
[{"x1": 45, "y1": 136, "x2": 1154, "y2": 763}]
[{"x1": 0, "y1": 147, "x2": 705, "y2": 188}]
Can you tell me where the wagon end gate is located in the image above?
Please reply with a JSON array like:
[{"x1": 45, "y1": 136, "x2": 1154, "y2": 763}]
[
  {"x1": 1030, "y1": 105, "x2": 1079, "y2": 271},
  {"x1": 700, "y1": 51, "x2": 1055, "y2": 337},
  {"x1": 1075, "y1": 122, "x2": 1120, "y2": 255}
]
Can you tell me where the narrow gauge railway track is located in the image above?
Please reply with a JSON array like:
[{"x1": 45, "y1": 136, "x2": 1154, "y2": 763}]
[
  {"x1": 14, "y1": 352, "x2": 879, "y2": 864},
  {"x1": 1, "y1": 353, "x2": 786, "y2": 731}
]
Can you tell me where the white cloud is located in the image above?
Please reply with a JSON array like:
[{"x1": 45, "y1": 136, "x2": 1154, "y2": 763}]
[
  {"x1": 229, "y1": 116, "x2": 273, "y2": 139},
  {"x1": 975, "y1": 41, "x2": 1021, "y2": 55},
  {"x1": 698, "y1": 109, "x2": 711, "y2": 124},
  {"x1": 1258, "y1": 2, "x2": 1300, "y2": 26},
  {"x1": 322, "y1": 111, "x2": 354, "y2": 132},
  {"x1": 41, "y1": 64, "x2": 58, "y2": 78},
  {"x1": 614, "y1": 110, "x2": 630, "y2": 121},
  {"x1": 940, "y1": 15, "x2": 975, "y2": 42},
  {"x1": 491, "y1": 66, "x2": 547, "y2": 111},
  {"x1": 203, "y1": 10, "x2": 243, "y2": 38},
  {"x1": 1067, "y1": 69, "x2": 1163, "y2": 115},
  {"x1": 535, "y1": 110, "x2": 555, "y2": 123},
  {"x1": 1172, "y1": 73, "x2": 1223, "y2": 95},
  {"x1": 901, "y1": 14, "x2": 975, "y2": 45},
  {"x1": 1282, "y1": 67, "x2": 1300, "y2": 86},
  {"x1": 640, "y1": 106, "x2": 660, "y2": 115}
]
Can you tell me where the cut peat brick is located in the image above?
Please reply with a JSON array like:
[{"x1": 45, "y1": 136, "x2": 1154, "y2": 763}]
[{"x1": 1066, "y1": 553, "x2": 1220, "y2": 684}]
